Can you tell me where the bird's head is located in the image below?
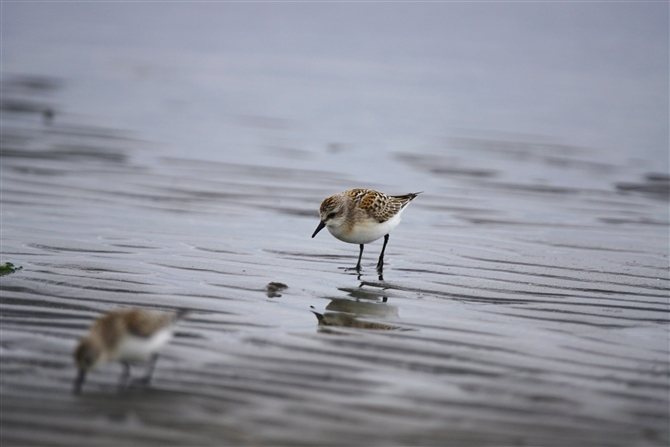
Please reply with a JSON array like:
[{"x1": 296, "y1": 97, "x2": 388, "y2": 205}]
[
  {"x1": 73, "y1": 337, "x2": 103, "y2": 394},
  {"x1": 312, "y1": 195, "x2": 346, "y2": 238}
]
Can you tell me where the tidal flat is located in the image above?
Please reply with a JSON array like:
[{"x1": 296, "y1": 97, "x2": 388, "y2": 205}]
[{"x1": 2, "y1": 3, "x2": 668, "y2": 446}]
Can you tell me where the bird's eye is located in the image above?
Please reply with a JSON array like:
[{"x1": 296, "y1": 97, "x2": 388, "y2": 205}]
[{"x1": 327, "y1": 212, "x2": 336, "y2": 220}]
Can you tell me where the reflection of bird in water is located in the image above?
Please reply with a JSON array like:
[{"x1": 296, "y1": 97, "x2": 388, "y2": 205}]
[
  {"x1": 339, "y1": 285, "x2": 389, "y2": 302},
  {"x1": 325, "y1": 298, "x2": 398, "y2": 318},
  {"x1": 73, "y1": 308, "x2": 187, "y2": 394},
  {"x1": 311, "y1": 310, "x2": 401, "y2": 331},
  {"x1": 312, "y1": 189, "x2": 421, "y2": 272}
]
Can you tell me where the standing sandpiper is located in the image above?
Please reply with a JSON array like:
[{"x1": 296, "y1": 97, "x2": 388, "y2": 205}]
[
  {"x1": 312, "y1": 189, "x2": 420, "y2": 272},
  {"x1": 73, "y1": 308, "x2": 186, "y2": 394}
]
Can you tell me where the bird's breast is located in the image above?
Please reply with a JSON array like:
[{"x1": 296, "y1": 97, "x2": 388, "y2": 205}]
[
  {"x1": 327, "y1": 214, "x2": 401, "y2": 244},
  {"x1": 114, "y1": 329, "x2": 173, "y2": 364}
]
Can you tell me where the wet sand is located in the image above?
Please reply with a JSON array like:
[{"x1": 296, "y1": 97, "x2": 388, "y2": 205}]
[
  {"x1": 1, "y1": 76, "x2": 668, "y2": 446},
  {"x1": 2, "y1": 4, "x2": 669, "y2": 445}
]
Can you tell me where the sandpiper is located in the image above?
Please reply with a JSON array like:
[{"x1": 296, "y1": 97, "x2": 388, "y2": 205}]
[
  {"x1": 73, "y1": 308, "x2": 186, "y2": 394},
  {"x1": 312, "y1": 189, "x2": 420, "y2": 271}
]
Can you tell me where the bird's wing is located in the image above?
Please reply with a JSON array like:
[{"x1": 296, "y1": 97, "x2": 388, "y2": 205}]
[{"x1": 124, "y1": 310, "x2": 175, "y2": 338}]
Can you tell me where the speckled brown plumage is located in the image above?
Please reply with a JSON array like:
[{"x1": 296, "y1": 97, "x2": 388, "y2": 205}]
[
  {"x1": 346, "y1": 189, "x2": 419, "y2": 223},
  {"x1": 91, "y1": 309, "x2": 177, "y2": 350}
]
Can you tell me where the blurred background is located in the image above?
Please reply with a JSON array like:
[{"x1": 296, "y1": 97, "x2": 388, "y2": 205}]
[
  {"x1": 5, "y1": 2, "x2": 668, "y2": 169},
  {"x1": 2, "y1": 3, "x2": 668, "y2": 446}
]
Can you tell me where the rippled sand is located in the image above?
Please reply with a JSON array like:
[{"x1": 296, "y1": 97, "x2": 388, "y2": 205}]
[{"x1": 1, "y1": 75, "x2": 668, "y2": 446}]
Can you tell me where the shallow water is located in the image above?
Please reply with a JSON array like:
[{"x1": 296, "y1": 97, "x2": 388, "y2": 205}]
[{"x1": 2, "y1": 4, "x2": 669, "y2": 446}]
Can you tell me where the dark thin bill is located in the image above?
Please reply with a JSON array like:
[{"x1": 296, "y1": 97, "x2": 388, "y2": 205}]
[
  {"x1": 312, "y1": 221, "x2": 326, "y2": 238},
  {"x1": 73, "y1": 369, "x2": 86, "y2": 395}
]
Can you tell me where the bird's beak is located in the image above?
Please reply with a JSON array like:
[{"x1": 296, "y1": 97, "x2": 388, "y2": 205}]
[
  {"x1": 73, "y1": 368, "x2": 86, "y2": 395},
  {"x1": 312, "y1": 221, "x2": 326, "y2": 238}
]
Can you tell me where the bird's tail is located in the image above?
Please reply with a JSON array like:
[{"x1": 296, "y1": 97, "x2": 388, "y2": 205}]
[{"x1": 392, "y1": 191, "x2": 422, "y2": 206}]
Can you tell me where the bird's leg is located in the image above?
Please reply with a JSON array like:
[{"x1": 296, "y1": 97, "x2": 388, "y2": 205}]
[
  {"x1": 355, "y1": 244, "x2": 364, "y2": 270},
  {"x1": 144, "y1": 353, "x2": 159, "y2": 383},
  {"x1": 118, "y1": 361, "x2": 131, "y2": 392},
  {"x1": 133, "y1": 354, "x2": 159, "y2": 387},
  {"x1": 376, "y1": 234, "x2": 390, "y2": 272}
]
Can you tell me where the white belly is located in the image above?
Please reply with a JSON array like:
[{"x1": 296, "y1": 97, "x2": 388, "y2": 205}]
[
  {"x1": 328, "y1": 213, "x2": 402, "y2": 245},
  {"x1": 114, "y1": 329, "x2": 173, "y2": 364}
]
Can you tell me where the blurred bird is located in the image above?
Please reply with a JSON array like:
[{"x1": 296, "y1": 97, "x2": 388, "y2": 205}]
[{"x1": 73, "y1": 308, "x2": 186, "y2": 394}]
